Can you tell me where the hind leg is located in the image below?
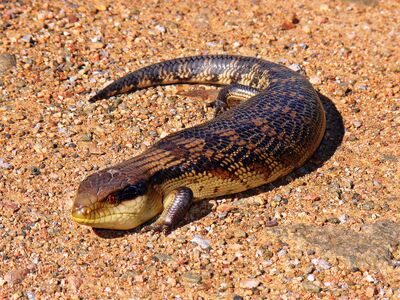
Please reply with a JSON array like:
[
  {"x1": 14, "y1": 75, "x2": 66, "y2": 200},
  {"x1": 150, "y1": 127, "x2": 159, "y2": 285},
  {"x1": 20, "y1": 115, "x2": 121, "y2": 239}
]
[{"x1": 214, "y1": 84, "x2": 259, "y2": 116}]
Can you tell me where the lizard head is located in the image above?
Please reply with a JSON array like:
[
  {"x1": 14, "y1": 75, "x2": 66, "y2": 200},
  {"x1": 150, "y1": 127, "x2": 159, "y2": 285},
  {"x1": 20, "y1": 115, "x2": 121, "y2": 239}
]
[{"x1": 71, "y1": 166, "x2": 162, "y2": 230}]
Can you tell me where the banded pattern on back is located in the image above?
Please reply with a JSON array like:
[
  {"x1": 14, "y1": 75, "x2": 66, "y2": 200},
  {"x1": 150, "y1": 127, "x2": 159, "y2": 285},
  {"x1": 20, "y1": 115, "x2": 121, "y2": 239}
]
[
  {"x1": 89, "y1": 55, "x2": 325, "y2": 200},
  {"x1": 72, "y1": 55, "x2": 326, "y2": 230}
]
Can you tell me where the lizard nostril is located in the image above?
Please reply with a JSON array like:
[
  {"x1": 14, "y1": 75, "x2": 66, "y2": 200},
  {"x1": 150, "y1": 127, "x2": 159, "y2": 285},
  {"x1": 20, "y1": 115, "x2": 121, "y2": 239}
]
[{"x1": 71, "y1": 206, "x2": 91, "y2": 219}]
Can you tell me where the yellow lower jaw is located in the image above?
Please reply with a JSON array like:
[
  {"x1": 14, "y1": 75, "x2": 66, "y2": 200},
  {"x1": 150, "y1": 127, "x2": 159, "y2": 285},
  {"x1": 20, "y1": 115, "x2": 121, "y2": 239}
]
[
  {"x1": 71, "y1": 207, "x2": 162, "y2": 230},
  {"x1": 71, "y1": 189, "x2": 163, "y2": 230},
  {"x1": 72, "y1": 211, "x2": 138, "y2": 230}
]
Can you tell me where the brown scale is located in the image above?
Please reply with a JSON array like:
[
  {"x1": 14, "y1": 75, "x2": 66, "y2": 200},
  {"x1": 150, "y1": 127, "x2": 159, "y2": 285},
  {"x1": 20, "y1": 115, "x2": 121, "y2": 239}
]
[{"x1": 72, "y1": 55, "x2": 326, "y2": 231}]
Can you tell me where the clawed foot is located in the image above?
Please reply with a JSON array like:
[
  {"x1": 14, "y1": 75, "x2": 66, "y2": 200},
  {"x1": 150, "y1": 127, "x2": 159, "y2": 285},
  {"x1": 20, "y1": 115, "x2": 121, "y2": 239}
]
[
  {"x1": 213, "y1": 99, "x2": 228, "y2": 117},
  {"x1": 141, "y1": 187, "x2": 192, "y2": 235},
  {"x1": 141, "y1": 222, "x2": 173, "y2": 234}
]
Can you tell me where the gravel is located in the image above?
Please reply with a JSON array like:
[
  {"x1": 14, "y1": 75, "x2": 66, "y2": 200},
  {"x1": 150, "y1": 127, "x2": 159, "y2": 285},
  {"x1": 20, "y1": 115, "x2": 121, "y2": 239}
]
[{"x1": 0, "y1": 0, "x2": 399, "y2": 298}]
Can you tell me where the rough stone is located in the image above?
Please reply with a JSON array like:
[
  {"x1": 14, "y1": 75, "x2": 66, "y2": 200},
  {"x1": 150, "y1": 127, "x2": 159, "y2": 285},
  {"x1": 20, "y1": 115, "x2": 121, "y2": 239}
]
[{"x1": 267, "y1": 221, "x2": 400, "y2": 270}]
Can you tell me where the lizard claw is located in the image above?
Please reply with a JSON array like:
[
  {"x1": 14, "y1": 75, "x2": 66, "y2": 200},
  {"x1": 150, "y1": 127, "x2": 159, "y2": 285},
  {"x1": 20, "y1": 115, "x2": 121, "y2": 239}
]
[{"x1": 141, "y1": 223, "x2": 172, "y2": 234}]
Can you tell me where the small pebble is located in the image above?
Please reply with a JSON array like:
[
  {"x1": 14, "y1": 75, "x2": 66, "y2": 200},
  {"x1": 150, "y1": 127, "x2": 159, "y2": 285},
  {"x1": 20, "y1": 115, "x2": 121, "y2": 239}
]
[
  {"x1": 356, "y1": 84, "x2": 368, "y2": 91},
  {"x1": 95, "y1": 3, "x2": 108, "y2": 11},
  {"x1": 365, "y1": 287, "x2": 376, "y2": 297},
  {"x1": 218, "y1": 211, "x2": 228, "y2": 219},
  {"x1": 348, "y1": 134, "x2": 358, "y2": 141},
  {"x1": 338, "y1": 215, "x2": 348, "y2": 223},
  {"x1": 326, "y1": 217, "x2": 340, "y2": 224},
  {"x1": 31, "y1": 166, "x2": 41, "y2": 176},
  {"x1": 309, "y1": 76, "x2": 322, "y2": 85},
  {"x1": 307, "y1": 274, "x2": 315, "y2": 281},
  {"x1": 353, "y1": 121, "x2": 362, "y2": 128},
  {"x1": 335, "y1": 82, "x2": 351, "y2": 96},
  {"x1": 191, "y1": 235, "x2": 212, "y2": 250},
  {"x1": 311, "y1": 258, "x2": 331, "y2": 270},
  {"x1": 4, "y1": 268, "x2": 29, "y2": 284},
  {"x1": 317, "y1": 16, "x2": 329, "y2": 24},
  {"x1": 239, "y1": 279, "x2": 260, "y2": 289},
  {"x1": 234, "y1": 230, "x2": 248, "y2": 239},
  {"x1": 302, "y1": 281, "x2": 321, "y2": 293},
  {"x1": 273, "y1": 195, "x2": 282, "y2": 202},
  {"x1": 134, "y1": 275, "x2": 144, "y2": 283},
  {"x1": 152, "y1": 253, "x2": 172, "y2": 262},
  {"x1": 89, "y1": 42, "x2": 105, "y2": 49},
  {"x1": 352, "y1": 193, "x2": 363, "y2": 205},
  {"x1": 81, "y1": 133, "x2": 93, "y2": 142},
  {"x1": 392, "y1": 260, "x2": 400, "y2": 268},
  {"x1": 299, "y1": 43, "x2": 308, "y2": 49},
  {"x1": 288, "y1": 64, "x2": 302, "y2": 72},
  {"x1": 362, "y1": 201, "x2": 375, "y2": 211},
  {"x1": 166, "y1": 277, "x2": 177, "y2": 286},
  {"x1": 365, "y1": 275, "x2": 376, "y2": 283},
  {"x1": 0, "y1": 158, "x2": 13, "y2": 169},
  {"x1": 381, "y1": 154, "x2": 398, "y2": 162},
  {"x1": 0, "y1": 53, "x2": 17, "y2": 74},
  {"x1": 20, "y1": 35, "x2": 33, "y2": 43},
  {"x1": 265, "y1": 220, "x2": 278, "y2": 227},
  {"x1": 180, "y1": 272, "x2": 202, "y2": 284},
  {"x1": 155, "y1": 24, "x2": 166, "y2": 33},
  {"x1": 304, "y1": 194, "x2": 321, "y2": 202},
  {"x1": 302, "y1": 25, "x2": 312, "y2": 34},
  {"x1": 26, "y1": 291, "x2": 35, "y2": 300},
  {"x1": 277, "y1": 249, "x2": 287, "y2": 257}
]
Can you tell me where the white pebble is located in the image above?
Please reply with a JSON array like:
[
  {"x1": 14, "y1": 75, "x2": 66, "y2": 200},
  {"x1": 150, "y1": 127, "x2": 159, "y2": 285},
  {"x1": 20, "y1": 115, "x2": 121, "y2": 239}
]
[
  {"x1": 309, "y1": 76, "x2": 321, "y2": 85},
  {"x1": 339, "y1": 214, "x2": 348, "y2": 223},
  {"x1": 240, "y1": 279, "x2": 260, "y2": 289},
  {"x1": 366, "y1": 274, "x2": 376, "y2": 283},
  {"x1": 307, "y1": 274, "x2": 315, "y2": 281},
  {"x1": 311, "y1": 258, "x2": 332, "y2": 270},
  {"x1": 191, "y1": 235, "x2": 212, "y2": 250},
  {"x1": 155, "y1": 24, "x2": 166, "y2": 33},
  {"x1": 289, "y1": 63, "x2": 302, "y2": 72}
]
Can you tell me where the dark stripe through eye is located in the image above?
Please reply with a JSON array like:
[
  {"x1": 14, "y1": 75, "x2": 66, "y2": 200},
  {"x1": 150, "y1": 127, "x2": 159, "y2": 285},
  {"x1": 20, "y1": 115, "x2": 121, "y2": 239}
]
[{"x1": 107, "y1": 180, "x2": 148, "y2": 203}]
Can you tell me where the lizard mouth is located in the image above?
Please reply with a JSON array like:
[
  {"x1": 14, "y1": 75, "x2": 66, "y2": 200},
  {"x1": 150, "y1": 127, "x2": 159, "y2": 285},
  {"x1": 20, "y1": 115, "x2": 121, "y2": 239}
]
[{"x1": 71, "y1": 195, "x2": 162, "y2": 230}]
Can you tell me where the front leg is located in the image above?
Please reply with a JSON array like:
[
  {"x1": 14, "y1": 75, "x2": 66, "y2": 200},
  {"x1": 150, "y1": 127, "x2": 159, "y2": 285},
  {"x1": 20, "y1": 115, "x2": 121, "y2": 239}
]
[{"x1": 144, "y1": 187, "x2": 193, "y2": 233}]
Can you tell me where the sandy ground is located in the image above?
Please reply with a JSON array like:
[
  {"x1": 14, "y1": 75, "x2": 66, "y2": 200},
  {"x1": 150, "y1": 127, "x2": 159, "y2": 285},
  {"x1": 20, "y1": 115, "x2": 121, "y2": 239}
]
[{"x1": 0, "y1": 0, "x2": 399, "y2": 298}]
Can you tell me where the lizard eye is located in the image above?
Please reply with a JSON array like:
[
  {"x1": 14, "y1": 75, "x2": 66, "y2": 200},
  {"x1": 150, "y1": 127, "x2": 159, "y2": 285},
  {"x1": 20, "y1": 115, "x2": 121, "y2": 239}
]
[{"x1": 107, "y1": 194, "x2": 118, "y2": 204}]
